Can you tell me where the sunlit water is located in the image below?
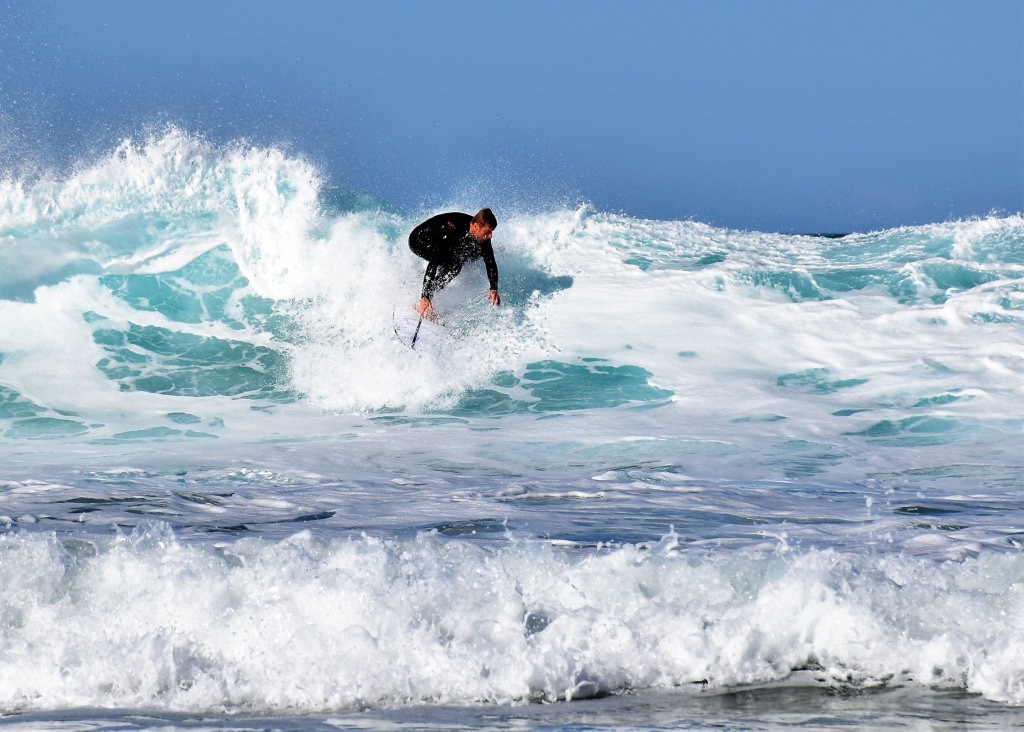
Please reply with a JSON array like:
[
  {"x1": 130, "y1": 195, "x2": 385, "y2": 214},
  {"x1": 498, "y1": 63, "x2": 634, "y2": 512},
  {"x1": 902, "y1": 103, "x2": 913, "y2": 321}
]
[{"x1": 2, "y1": 128, "x2": 1024, "y2": 729}]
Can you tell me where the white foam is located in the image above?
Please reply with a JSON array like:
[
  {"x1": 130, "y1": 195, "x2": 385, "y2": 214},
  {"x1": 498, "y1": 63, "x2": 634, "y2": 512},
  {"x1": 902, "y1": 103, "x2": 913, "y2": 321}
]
[
  {"x1": 0, "y1": 131, "x2": 1022, "y2": 515},
  {"x1": 3, "y1": 526, "x2": 1024, "y2": 712}
]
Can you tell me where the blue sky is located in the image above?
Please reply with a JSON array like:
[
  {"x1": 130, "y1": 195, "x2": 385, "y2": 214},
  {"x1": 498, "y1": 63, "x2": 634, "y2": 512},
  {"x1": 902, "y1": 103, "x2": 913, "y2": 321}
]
[{"x1": 1, "y1": 0, "x2": 1021, "y2": 232}]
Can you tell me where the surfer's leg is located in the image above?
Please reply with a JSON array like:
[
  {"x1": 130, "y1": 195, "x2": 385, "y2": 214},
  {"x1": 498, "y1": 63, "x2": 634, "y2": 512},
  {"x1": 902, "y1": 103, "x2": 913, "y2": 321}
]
[
  {"x1": 420, "y1": 258, "x2": 463, "y2": 302},
  {"x1": 429, "y1": 262, "x2": 461, "y2": 294}
]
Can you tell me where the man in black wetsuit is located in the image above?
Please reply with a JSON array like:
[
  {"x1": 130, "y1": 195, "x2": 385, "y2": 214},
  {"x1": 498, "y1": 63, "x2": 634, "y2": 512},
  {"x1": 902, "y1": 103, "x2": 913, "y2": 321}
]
[{"x1": 408, "y1": 208, "x2": 500, "y2": 319}]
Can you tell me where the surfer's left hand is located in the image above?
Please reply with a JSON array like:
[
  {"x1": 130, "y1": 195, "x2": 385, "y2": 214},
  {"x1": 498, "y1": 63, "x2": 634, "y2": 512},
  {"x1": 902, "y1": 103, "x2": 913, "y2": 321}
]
[{"x1": 488, "y1": 290, "x2": 501, "y2": 306}]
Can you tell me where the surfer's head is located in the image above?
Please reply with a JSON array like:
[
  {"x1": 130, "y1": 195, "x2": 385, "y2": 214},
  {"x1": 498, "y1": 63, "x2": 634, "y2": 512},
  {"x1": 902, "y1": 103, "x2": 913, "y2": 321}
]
[{"x1": 470, "y1": 208, "x2": 497, "y2": 242}]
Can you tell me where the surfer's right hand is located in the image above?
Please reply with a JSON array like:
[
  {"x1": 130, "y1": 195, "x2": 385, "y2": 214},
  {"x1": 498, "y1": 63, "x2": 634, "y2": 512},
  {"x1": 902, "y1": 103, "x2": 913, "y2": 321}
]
[{"x1": 417, "y1": 298, "x2": 434, "y2": 320}]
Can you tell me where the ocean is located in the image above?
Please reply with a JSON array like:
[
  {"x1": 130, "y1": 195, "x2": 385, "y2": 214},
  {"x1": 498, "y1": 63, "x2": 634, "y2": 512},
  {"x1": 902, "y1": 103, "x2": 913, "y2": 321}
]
[{"x1": 2, "y1": 127, "x2": 1024, "y2": 730}]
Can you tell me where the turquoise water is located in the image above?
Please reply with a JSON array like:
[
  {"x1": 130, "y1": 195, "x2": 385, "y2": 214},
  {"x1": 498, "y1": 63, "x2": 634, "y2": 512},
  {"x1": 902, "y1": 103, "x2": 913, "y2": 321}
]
[{"x1": 2, "y1": 129, "x2": 1024, "y2": 728}]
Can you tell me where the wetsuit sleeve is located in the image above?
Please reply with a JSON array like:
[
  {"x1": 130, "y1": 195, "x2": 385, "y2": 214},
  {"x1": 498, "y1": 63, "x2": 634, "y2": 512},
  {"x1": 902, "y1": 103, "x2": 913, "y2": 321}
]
[{"x1": 481, "y1": 240, "x2": 499, "y2": 291}]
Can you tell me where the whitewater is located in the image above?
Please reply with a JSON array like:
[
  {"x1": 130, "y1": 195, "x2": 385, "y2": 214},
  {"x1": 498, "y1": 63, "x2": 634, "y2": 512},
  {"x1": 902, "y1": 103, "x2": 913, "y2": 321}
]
[{"x1": 2, "y1": 128, "x2": 1024, "y2": 729}]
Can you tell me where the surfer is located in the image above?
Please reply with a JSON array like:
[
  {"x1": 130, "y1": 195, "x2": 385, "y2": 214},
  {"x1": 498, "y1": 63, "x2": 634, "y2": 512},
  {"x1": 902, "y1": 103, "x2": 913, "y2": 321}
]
[{"x1": 408, "y1": 208, "x2": 500, "y2": 319}]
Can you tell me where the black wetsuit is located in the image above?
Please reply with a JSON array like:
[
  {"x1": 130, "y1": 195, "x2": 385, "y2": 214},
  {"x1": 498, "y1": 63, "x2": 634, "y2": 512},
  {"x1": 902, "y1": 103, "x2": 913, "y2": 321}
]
[{"x1": 408, "y1": 212, "x2": 498, "y2": 301}]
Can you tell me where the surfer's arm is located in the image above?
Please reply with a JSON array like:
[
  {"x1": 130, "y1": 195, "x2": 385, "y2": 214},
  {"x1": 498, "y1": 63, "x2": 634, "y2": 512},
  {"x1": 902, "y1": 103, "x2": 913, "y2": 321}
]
[{"x1": 481, "y1": 241, "x2": 499, "y2": 306}]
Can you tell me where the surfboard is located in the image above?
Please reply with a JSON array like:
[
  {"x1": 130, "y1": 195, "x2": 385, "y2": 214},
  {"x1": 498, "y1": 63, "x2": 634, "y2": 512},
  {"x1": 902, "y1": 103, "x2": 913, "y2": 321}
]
[{"x1": 394, "y1": 312, "x2": 445, "y2": 349}]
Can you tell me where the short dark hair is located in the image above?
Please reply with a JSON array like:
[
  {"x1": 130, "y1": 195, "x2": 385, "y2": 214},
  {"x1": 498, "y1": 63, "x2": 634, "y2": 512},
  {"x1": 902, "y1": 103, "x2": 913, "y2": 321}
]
[{"x1": 473, "y1": 208, "x2": 497, "y2": 229}]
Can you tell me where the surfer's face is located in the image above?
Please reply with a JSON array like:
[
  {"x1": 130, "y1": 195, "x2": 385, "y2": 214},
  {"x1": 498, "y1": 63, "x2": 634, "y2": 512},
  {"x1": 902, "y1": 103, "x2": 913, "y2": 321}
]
[{"x1": 469, "y1": 221, "x2": 493, "y2": 242}]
